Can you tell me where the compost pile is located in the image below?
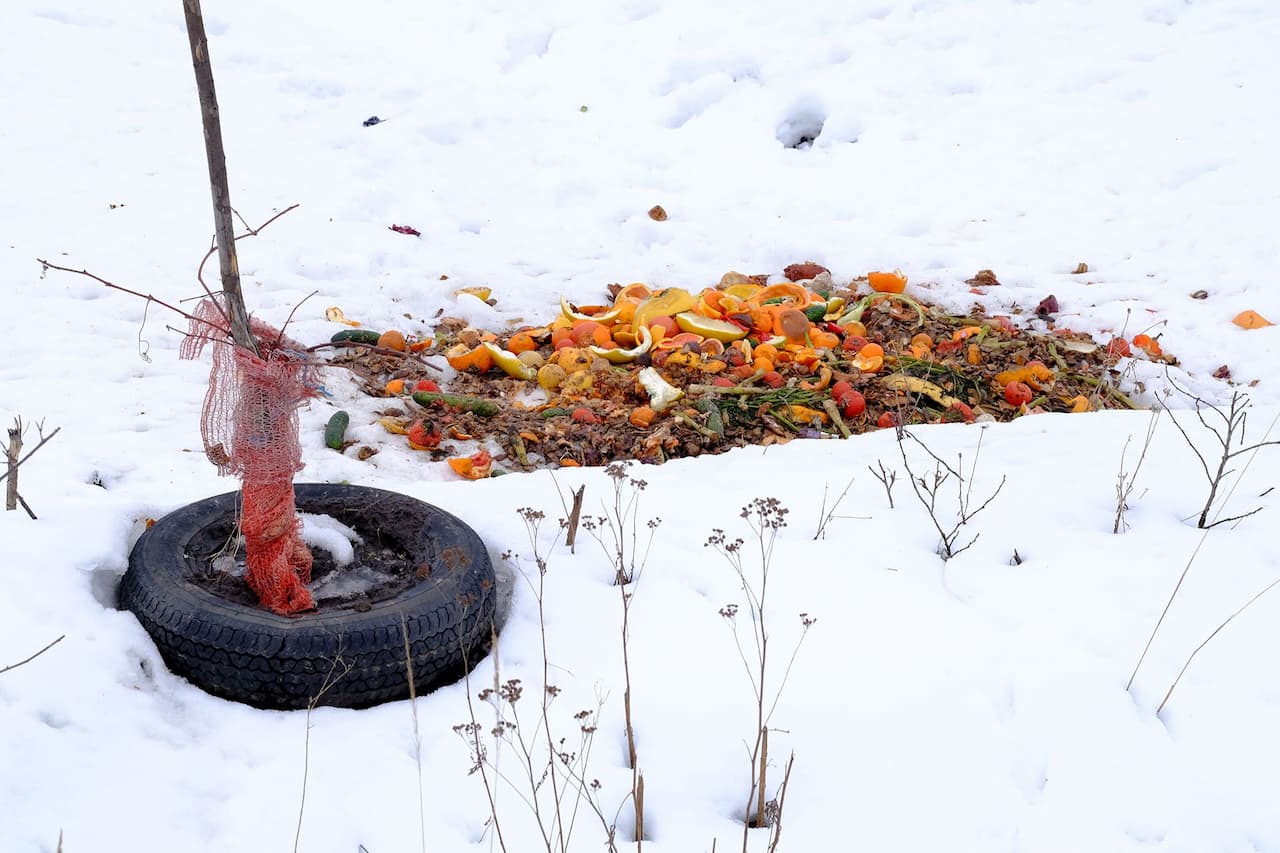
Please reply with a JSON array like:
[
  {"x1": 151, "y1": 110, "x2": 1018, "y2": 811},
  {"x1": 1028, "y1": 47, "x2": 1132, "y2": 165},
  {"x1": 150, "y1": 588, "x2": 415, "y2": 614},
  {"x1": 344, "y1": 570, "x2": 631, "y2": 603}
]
[{"x1": 326, "y1": 265, "x2": 1173, "y2": 475}]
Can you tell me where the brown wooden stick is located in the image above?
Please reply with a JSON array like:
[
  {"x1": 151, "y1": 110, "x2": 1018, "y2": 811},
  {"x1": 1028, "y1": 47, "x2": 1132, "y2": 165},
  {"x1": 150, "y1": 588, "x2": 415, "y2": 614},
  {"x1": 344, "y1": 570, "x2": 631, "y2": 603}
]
[
  {"x1": 182, "y1": 0, "x2": 258, "y2": 356},
  {"x1": 564, "y1": 485, "x2": 585, "y2": 551}
]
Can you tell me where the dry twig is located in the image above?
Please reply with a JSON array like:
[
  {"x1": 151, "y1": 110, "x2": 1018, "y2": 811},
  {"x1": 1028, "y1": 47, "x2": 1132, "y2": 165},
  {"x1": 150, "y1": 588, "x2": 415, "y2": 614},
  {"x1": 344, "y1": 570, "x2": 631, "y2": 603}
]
[{"x1": 0, "y1": 635, "x2": 66, "y2": 676}]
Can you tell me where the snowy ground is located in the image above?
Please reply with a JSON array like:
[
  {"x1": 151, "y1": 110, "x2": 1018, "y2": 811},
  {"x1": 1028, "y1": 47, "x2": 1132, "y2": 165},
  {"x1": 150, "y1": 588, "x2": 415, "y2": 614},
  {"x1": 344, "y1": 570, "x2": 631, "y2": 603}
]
[{"x1": 3, "y1": 1, "x2": 1279, "y2": 851}]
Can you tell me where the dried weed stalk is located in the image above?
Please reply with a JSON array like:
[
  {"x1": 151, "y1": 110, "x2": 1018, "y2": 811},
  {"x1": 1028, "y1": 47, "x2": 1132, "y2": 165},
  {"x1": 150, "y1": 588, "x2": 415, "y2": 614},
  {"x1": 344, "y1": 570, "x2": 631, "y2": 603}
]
[
  {"x1": 294, "y1": 652, "x2": 354, "y2": 853},
  {"x1": 895, "y1": 426, "x2": 1005, "y2": 560},
  {"x1": 1162, "y1": 384, "x2": 1280, "y2": 528},
  {"x1": 868, "y1": 460, "x2": 898, "y2": 509},
  {"x1": 456, "y1": 505, "x2": 634, "y2": 852},
  {"x1": 707, "y1": 498, "x2": 814, "y2": 851},
  {"x1": 812, "y1": 476, "x2": 861, "y2": 540},
  {"x1": 580, "y1": 462, "x2": 659, "y2": 843},
  {"x1": 1113, "y1": 410, "x2": 1160, "y2": 533}
]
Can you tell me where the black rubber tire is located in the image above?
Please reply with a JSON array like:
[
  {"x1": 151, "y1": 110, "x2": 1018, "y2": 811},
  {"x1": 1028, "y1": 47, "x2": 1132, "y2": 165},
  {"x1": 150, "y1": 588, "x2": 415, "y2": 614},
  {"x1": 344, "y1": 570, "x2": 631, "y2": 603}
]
[{"x1": 119, "y1": 484, "x2": 496, "y2": 710}]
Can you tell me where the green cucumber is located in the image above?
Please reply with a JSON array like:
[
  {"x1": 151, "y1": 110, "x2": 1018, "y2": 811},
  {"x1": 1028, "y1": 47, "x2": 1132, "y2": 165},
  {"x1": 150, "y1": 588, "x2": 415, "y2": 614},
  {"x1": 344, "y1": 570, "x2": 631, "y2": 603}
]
[
  {"x1": 803, "y1": 302, "x2": 828, "y2": 322},
  {"x1": 330, "y1": 329, "x2": 382, "y2": 345},
  {"x1": 324, "y1": 411, "x2": 349, "y2": 450},
  {"x1": 539, "y1": 407, "x2": 572, "y2": 419},
  {"x1": 411, "y1": 391, "x2": 500, "y2": 417}
]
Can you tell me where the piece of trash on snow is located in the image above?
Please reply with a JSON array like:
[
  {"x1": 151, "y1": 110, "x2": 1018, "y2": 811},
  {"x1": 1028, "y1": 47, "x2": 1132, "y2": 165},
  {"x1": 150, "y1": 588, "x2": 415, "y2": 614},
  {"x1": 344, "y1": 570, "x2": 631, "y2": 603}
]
[
  {"x1": 1232, "y1": 309, "x2": 1274, "y2": 330},
  {"x1": 363, "y1": 116, "x2": 383, "y2": 127},
  {"x1": 648, "y1": 205, "x2": 668, "y2": 222},
  {"x1": 389, "y1": 224, "x2": 421, "y2": 236},
  {"x1": 1213, "y1": 365, "x2": 1232, "y2": 380},
  {"x1": 1189, "y1": 289, "x2": 1209, "y2": 300},
  {"x1": 325, "y1": 306, "x2": 361, "y2": 326},
  {"x1": 455, "y1": 286, "x2": 492, "y2": 301},
  {"x1": 966, "y1": 269, "x2": 1001, "y2": 287},
  {"x1": 1034, "y1": 294, "x2": 1060, "y2": 318},
  {"x1": 1072, "y1": 262, "x2": 1089, "y2": 274}
]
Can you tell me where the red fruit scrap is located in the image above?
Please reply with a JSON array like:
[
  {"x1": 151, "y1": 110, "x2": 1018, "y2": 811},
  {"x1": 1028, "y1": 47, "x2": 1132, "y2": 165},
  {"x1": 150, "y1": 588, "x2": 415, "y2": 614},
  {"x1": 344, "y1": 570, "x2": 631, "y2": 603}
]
[
  {"x1": 839, "y1": 390, "x2": 866, "y2": 419},
  {"x1": 413, "y1": 379, "x2": 441, "y2": 393},
  {"x1": 389, "y1": 224, "x2": 422, "y2": 236},
  {"x1": 1004, "y1": 381, "x2": 1033, "y2": 406},
  {"x1": 830, "y1": 379, "x2": 854, "y2": 401},
  {"x1": 571, "y1": 407, "x2": 601, "y2": 424},
  {"x1": 876, "y1": 412, "x2": 899, "y2": 429},
  {"x1": 950, "y1": 402, "x2": 975, "y2": 423},
  {"x1": 762, "y1": 371, "x2": 786, "y2": 389},
  {"x1": 783, "y1": 262, "x2": 830, "y2": 282},
  {"x1": 1034, "y1": 295, "x2": 1059, "y2": 318},
  {"x1": 407, "y1": 419, "x2": 441, "y2": 449},
  {"x1": 841, "y1": 335, "x2": 869, "y2": 352},
  {"x1": 1105, "y1": 338, "x2": 1132, "y2": 359}
]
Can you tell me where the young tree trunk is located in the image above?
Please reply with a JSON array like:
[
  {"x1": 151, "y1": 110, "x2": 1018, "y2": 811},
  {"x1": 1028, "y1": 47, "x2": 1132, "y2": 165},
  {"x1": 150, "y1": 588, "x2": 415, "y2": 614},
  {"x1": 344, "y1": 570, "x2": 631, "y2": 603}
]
[
  {"x1": 5, "y1": 425, "x2": 19, "y2": 512},
  {"x1": 182, "y1": 0, "x2": 258, "y2": 356}
]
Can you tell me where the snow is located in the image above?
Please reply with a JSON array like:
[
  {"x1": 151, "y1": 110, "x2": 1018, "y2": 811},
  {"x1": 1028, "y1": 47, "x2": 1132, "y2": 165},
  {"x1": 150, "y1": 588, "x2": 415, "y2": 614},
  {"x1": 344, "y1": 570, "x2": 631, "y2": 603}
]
[
  {"x1": 2, "y1": 1, "x2": 1280, "y2": 852},
  {"x1": 299, "y1": 512, "x2": 362, "y2": 567}
]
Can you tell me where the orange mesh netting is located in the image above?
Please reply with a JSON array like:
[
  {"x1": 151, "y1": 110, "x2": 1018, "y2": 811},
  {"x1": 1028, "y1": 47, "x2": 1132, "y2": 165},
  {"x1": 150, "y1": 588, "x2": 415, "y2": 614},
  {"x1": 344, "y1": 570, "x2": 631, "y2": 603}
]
[{"x1": 182, "y1": 297, "x2": 318, "y2": 614}]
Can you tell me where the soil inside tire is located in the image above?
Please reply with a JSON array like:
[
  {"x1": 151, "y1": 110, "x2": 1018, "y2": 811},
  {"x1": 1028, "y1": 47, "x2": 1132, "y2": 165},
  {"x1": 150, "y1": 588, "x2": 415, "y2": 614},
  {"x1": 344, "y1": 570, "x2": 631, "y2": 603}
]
[{"x1": 186, "y1": 515, "x2": 419, "y2": 612}]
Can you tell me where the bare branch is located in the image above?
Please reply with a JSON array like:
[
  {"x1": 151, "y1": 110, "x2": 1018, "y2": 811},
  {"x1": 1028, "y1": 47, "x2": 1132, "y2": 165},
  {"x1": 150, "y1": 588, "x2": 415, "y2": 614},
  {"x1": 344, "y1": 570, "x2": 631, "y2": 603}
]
[
  {"x1": 273, "y1": 289, "x2": 319, "y2": 349},
  {"x1": 812, "y1": 477, "x2": 855, "y2": 540},
  {"x1": 0, "y1": 425, "x2": 61, "y2": 486},
  {"x1": 959, "y1": 475, "x2": 1006, "y2": 524},
  {"x1": 1202, "y1": 506, "x2": 1265, "y2": 529},
  {"x1": 1162, "y1": 408, "x2": 1212, "y2": 485},
  {"x1": 1224, "y1": 439, "x2": 1280, "y2": 461},
  {"x1": 0, "y1": 635, "x2": 66, "y2": 675},
  {"x1": 905, "y1": 429, "x2": 960, "y2": 478},
  {"x1": 868, "y1": 461, "x2": 897, "y2": 509},
  {"x1": 37, "y1": 260, "x2": 229, "y2": 336}
]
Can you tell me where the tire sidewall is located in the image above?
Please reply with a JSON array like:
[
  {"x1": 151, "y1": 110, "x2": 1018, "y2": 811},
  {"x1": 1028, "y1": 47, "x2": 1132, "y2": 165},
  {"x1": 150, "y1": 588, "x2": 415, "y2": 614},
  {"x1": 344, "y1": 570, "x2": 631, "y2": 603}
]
[{"x1": 120, "y1": 484, "x2": 495, "y2": 709}]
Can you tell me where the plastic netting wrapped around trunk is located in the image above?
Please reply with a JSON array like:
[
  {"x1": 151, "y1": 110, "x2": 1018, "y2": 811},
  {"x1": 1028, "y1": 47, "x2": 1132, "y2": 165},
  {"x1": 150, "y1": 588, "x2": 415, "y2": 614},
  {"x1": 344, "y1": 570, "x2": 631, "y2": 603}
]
[{"x1": 181, "y1": 297, "x2": 318, "y2": 614}]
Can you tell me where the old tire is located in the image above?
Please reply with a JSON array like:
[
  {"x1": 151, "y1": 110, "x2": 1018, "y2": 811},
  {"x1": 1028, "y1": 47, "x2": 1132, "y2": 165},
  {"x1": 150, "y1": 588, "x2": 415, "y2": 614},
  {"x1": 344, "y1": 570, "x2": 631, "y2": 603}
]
[{"x1": 119, "y1": 484, "x2": 496, "y2": 710}]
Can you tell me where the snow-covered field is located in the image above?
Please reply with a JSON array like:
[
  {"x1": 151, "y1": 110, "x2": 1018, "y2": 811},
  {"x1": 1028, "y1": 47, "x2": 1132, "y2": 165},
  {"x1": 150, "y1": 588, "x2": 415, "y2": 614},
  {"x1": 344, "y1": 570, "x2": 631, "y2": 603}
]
[{"x1": 2, "y1": 2, "x2": 1279, "y2": 851}]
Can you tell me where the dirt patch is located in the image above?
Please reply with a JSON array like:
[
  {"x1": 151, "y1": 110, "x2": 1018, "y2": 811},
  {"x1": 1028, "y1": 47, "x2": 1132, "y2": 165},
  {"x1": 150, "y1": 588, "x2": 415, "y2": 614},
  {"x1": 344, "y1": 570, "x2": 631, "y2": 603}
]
[{"x1": 185, "y1": 516, "x2": 417, "y2": 612}]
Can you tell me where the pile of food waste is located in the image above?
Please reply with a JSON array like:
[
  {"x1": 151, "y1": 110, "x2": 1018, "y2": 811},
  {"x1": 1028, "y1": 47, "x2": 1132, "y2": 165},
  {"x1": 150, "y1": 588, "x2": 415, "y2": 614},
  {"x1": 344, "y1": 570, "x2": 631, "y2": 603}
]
[{"x1": 321, "y1": 264, "x2": 1174, "y2": 476}]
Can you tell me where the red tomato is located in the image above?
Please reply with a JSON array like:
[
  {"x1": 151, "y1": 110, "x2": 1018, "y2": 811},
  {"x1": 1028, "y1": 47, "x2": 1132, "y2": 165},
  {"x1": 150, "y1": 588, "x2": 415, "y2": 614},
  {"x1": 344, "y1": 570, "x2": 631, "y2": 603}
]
[
  {"x1": 950, "y1": 402, "x2": 975, "y2": 423},
  {"x1": 762, "y1": 371, "x2": 786, "y2": 389},
  {"x1": 413, "y1": 379, "x2": 441, "y2": 393},
  {"x1": 830, "y1": 379, "x2": 854, "y2": 401},
  {"x1": 1004, "y1": 381, "x2": 1033, "y2": 406},
  {"x1": 841, "y1": 335, "x2": 869, "y2": 352},
  {"x1": 838, "y1": 390, "x2": 866, "y2": 418},
  {"x1": 876, "y1": 411, "x2": 899, "y2": 429}
]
